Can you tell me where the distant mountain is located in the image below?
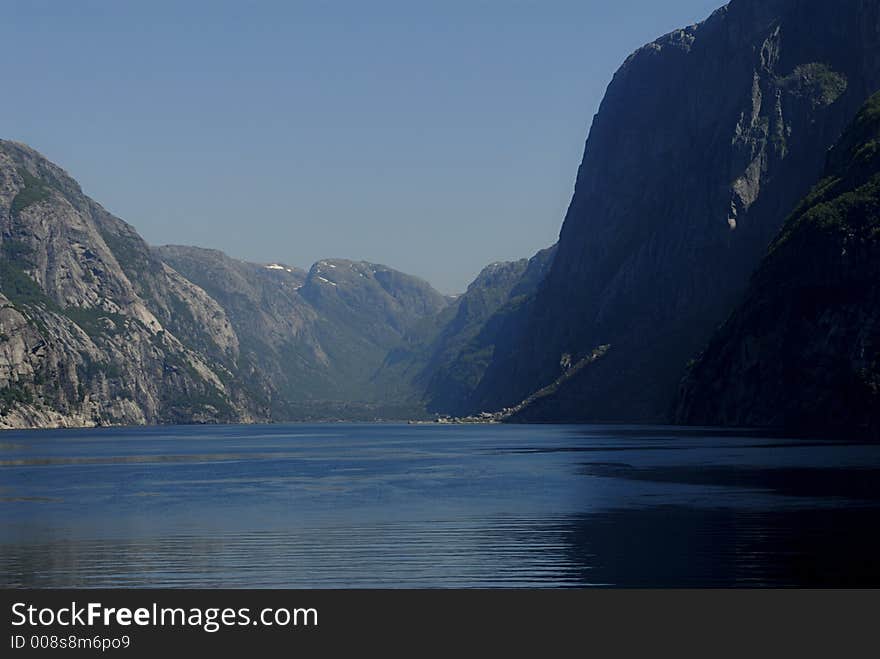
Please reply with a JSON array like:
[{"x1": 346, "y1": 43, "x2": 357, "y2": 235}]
[
  {"x1": 675, "y1": 91, "x2": 880, "y2": 438},
  {"x1": 376, "y1": 246, "x2": 556, "y2": 415},
  {"x1": 298, "y1": 258, "x2": 450, "y2": 389},
  {"x1": 153, "y1": 245, "x2": 326, "y2": 417},
  {"x1": 158, "y1": 247, "x2": 450, "y2": 418},
  {"x1": 450, "y1": 0, "x2": 880, "y2": 422}
]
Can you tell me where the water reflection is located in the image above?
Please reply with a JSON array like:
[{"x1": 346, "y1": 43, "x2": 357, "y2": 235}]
[
  {"x1": 2, "y1": 517, "x2": 592, "y2": 588},
  {"x1": 4, "y1": 506, "x2": 879, "y2": 587},
  {"x1": 562, "y1": 506, "x2": 880, "y2": 587},
  {"x1": 1, "y1": 423, "x2": 879, "y2": 587}
]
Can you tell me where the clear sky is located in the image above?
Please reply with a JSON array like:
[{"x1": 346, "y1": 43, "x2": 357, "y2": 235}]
[{"x1": 3, "y1": 0, "x2": 722, "y2": 293}]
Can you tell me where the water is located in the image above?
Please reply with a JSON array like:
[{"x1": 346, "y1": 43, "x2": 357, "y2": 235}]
[{"x1": 1, "y1": 423, "x2": 879, "y2": 587}]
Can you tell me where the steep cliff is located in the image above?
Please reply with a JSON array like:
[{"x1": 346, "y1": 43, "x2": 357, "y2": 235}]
[
  {"x1": 0, "y1": 140, "x2": 259, "y2": 428},
  {"x1": 465, "y1": 0, "x2": 880, "y2": 422},
  {"x1": 675, "y1": 91, "x2": 880, "y2": 437}
]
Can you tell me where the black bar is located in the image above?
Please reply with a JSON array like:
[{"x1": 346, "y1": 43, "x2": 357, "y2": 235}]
[{"x1": 2, "y1": 589, "x2": 878, "y2": 655}]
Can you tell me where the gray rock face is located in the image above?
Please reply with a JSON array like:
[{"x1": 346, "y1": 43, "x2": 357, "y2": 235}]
[
  {"x1": 675, "y1": 91, "x2": 880, "y2": 438},
  {"x1": 0, "y1": 140, "x2": 258, "y2": 428},
  {"x1": 465, "y1": 0, "x2": 880, "y2": 422}
]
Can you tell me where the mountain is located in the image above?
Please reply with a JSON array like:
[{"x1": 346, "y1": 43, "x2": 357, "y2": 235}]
[
  {"x1": 298, "y1": 258, "x2": 450, "y2": 396},
  {"x1": 451, "y1": 0, "x2": 880, "y2": 422},
  {"x1": 0, "y1": 141, "x2": 451, "y2": 428},
  {"x1": 375, "y1": 245, "x2": 556, "y2": 415},
  {"x1": 675, "y1": 91, "x2": 880, "y2": 438},
  {"x1": 157, "y1": 247, "x2": 450, "y2": 418},
  {"x1": 0, "y1": 140, "x2": 260, "y2": 428},
  {"x1": 152, "y1": 245, "x2": 325, "y2": 417},
  {"x1": 9, "y1": 0, "x2": 880, "y2": 431}
]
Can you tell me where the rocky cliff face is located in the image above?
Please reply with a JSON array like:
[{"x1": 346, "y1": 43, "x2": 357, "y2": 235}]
[
  {"x1": 0, "y1": 140, "x2": 259, "y2": 428},
  {"x1": 675, "y1": 91, "x2": 880, "y2": 437},
  {"x1": 463, "y1": 0, "x2": 880, "y2": 422}
]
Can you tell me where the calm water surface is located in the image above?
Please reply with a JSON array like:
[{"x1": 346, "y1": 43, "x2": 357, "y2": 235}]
[{"x1": 1, "y1": 423, "x2": 879, "y2": 587}]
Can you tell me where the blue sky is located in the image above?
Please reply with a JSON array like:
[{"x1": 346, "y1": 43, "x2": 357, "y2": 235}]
[{"x1": 3, "y1": 0, "x2": 722, "y2": 292}]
